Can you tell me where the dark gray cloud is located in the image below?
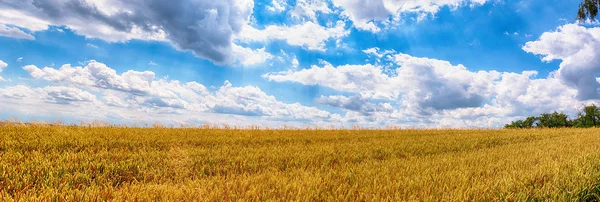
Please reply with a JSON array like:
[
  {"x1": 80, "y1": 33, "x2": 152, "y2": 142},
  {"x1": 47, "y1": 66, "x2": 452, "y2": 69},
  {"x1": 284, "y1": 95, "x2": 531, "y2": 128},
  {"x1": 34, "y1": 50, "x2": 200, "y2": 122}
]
[
  {"x1": 416, "y1": 78, "x2": 485, "y2": 111},
  {"x1": 558, "y1": 68, "x2": 600, "y2": 100},
  {"x1": 142, "y1": 97, "x2": 186, "y2": 109},
  {"x1": 421, "y1": 90, "x2": 484, "y2": 111},
  {"x1": 316, "y1": 95, "x2": 393, "y2": 116},
  {"x1": 212, "y1": 105, "x2": 265, "y2": 116},
  {"x1": 0, "y1": 0, "x2": 253, "y2": 64},
  {"x1": 397, "y1": 59, "x2": 487, "y2": 112}
]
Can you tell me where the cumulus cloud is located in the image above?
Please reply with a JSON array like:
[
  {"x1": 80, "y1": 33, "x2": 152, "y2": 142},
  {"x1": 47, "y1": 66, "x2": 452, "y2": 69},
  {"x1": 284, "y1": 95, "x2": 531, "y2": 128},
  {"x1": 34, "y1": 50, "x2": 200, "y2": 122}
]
[
  {"x1": 264, "y1": 51, "x2": 586, "y2": 128},
  {"x1": 0, "y1": 0, "x2": 254, "y2": 64},
  {"x1": 523, "y1": 24, "x2": 600, "y2": 100},
  {"x1": 331, "y1": 0, "x2": 488, "y2": 32},
  {"x1": 23, "y1": 62, "x2": 156, "y2": 95},
  {"x1": 0, "y1": 84, "x2": 96, "y2": 105},
  {"x1": 264, "y1": 54, "x2": 498, "y2": 112},
  {"x1": 264, "y1": 62, "x2": 395, "y2": 99},
  {"x1": 214, "y1": 81, "x2": 331, "y2": 119},
  {"x1": 393, "y1": 54, "x2": 500, "y2": 112},
  {"x1": 237, "y1": 21, "x2": 349, "y2": 51},
  {"x1": 11, "y1": 60, "x2": 335, "y2": 125},
  {"x1": 43, "y1": 86, "x2": 97, "y2": 104},
  {"x1": 0, "y1": 24, "x2": 35, "y2": 40},
  {"x1": 103, "y1": 92, "x2": 128, "y2": 108},
  {"x1": 0, "y1": 85, "x2": 39, "y2": 99}
]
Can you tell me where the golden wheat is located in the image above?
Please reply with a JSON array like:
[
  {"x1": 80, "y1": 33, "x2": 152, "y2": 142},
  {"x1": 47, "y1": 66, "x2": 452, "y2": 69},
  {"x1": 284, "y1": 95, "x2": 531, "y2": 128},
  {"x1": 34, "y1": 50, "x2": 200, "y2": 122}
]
[{"x1": 1, "y1": 125, "x2": 599, "y2": 201}]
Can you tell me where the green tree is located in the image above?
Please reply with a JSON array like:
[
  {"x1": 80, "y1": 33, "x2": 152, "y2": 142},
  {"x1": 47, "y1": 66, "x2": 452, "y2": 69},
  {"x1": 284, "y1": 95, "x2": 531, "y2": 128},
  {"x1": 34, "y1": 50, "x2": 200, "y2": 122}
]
[
  {"x1": 522, "y1": 116, "x2": 537, "y2": 128},
  {"x1": 532, "y1": 112, "x2": 569, "y2": 128},
  {"x1": 553, "y1": 112, "x2": 570, "y2": 128},
  {"x1": 577, "y1": 0, "x2": 600, "y2": 20},
  {"x1": 575, "y1": 104, "x2": 600, "y2": 127},
  {"x1": 505, "y1": 116, "x2": 540, "y2": 129},
  {"x1": 505, "y1": 120, "x2": 524, "y2": 129}
]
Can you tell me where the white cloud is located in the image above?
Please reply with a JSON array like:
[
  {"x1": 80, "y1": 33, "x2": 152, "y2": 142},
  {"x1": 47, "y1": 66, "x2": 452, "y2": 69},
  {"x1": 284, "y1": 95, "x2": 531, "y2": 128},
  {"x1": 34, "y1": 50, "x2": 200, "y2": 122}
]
[
  {"x1": 363, "y1": 47, "x2": 382, "y2": 57},
  {"x1": 264, "y1": 62, "x2": 396, "y2": 99},
  {"x1": 9, "y1": 60, "x2": 336, "y2": 126},
  {"x1": 0, "y1": 84, "x2": 97, "y2": 105},
  {"x1": 148, "y1": 61, "x2": 158, "y2": 66},
  {"x1": 16, "y1": 57, "x2": 23, "y2": 63},
  {"x1": 0, "y1": 60, "x2": 6, "y2": 72},
  {"x1": 213, "y1": 81, "x2": 332, "y2": 119},
  {"x1": 265, "y1": 54, "x2": 500, "y2": 111},
  {"x1": 43, "y1": 86, "x2": 98, "y2": 105},
  {"x1": 0, "y1": 60, "x2": 6, "y2": 81},
  {"x1": 237, "y1": 21, "x2": 349, "y2": 51},
  {"x1": 267, "y1": 0, "x2": 287, "y2": 12},
  {"x1": 232, "y1": 44, "x2": 274, "y2": 66},
  {"x1": 23, "y1": 62, "x2": 158, "y2": 95},
  {"x1": 291, "y1": 55, "x2": 300, "y2": 68},
  {"x1": 291, "y1": 0, "x2": 332, "y2": 21},
  {"x1": 0, "y1": 24, "x2": 35, "y2": 40},
  {"x1": 331, "y1": 0, "x2": 488, "y2": 32},
  {"x1": 363, "y1": 47, "x2": 396, "y2": 59},
  {"x1": 523, "y1": 24, "x2": 600, "y2": 100},
  {"x1": 86, "y1": 43, "x2": 99, "y2": 49},
  {"x1": 103, "y1": 92, "x2": 128, "y2": 108},
  {"x1": 0, "y1": 85, "x2": 39, "y2": 99}
]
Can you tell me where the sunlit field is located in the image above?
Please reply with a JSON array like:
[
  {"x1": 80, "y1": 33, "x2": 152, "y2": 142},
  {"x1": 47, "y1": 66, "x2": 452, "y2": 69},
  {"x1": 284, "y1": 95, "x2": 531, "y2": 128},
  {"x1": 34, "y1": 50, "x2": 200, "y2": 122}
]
[{"x1": 1, "y1": 125, "x2": 600, "y2": 201}]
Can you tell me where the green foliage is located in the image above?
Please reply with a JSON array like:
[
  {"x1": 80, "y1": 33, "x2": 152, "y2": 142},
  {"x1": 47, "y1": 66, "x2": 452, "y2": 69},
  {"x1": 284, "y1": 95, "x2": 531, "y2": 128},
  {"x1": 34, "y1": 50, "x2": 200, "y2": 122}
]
[
  {"x1": 579, "y1": 105, "x2": 600, "y2": 127},
  {"x1": 505, "y1": 104, "x2": 600, "y2": 129},
  {"x1": 578, "y1": 0, "x2": 600, "y2": 20},
  {"x1": 537, "y1": 112, "x2": 570, "y2": 128}
]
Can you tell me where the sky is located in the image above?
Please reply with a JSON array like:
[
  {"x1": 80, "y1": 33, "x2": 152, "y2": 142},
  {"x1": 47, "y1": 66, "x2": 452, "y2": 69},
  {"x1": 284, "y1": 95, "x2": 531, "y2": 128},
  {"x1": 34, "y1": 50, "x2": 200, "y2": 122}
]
[{"x1": 0, "y1": 0, "x2": 599, "y2": 128}]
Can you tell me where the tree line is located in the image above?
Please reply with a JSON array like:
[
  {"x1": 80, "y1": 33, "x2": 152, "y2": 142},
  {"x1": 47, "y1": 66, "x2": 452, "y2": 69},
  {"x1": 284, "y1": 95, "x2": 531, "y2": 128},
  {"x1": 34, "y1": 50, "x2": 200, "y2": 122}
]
[{"x1": 505, "y1": 105, "x2": 600, "y2": 128}]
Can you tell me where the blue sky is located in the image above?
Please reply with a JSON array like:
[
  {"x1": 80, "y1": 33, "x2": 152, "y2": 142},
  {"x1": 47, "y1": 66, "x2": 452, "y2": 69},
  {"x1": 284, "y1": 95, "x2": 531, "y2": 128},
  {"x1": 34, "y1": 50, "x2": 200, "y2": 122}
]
[{"x1": 0, "y1": 0, "x2": 598, "y2": 128}]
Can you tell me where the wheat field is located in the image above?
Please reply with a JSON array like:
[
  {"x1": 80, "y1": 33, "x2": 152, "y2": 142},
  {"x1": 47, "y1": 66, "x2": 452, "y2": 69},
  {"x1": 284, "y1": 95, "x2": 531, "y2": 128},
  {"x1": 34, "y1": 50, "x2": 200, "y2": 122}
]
[{"x1": 1, "y1": 125, "x2": 600, "y2": 201}]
